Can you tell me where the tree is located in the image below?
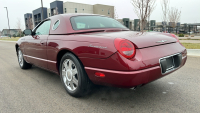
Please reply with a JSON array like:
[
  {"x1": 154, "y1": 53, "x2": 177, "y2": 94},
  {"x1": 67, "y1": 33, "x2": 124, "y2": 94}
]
[
  {"x1": 110, "y1": 7, "x2": 118, "y2": 19},
  {"x1": 27, "y1": 16, "x2": 33, "y2": 30},
  {"x1": 54, "y1": 7, "x2": 59, "y2": 15},
  {"x1": 114, "y1": 7, "x2": 118, "y2": 19},
  {"x1": 15, "y1": 18, "x2": 23, "y2": 37},
  {"x1": 168, "y1": 7, "x2": 181, "y2": 33},
  {"x1": 161, "y1": 0, "x2": 170, "y2": 32},
  {"x1": 131, "y1": 0, "x2": 156, "y2": 33},
  {"x1": 13, "y1": 34, "x2": 16, "y2": 38}
]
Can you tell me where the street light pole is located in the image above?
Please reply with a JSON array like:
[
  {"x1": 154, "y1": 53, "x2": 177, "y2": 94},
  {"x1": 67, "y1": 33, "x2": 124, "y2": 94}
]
[
  {"x1": 4, "y1": 7, "x2": 11, "y2": 38},
  {"x1": 148, "y1": 6, "x2": 150, "y2": 32},
  {"x1": 41, "y1": 0, "x2": 44, "y2": 21}
]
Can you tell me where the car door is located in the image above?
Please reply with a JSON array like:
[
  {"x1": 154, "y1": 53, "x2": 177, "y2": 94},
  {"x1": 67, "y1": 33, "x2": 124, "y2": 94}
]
[{"x1": 24, "y1": 20, "x2": 51, "y2": 69}]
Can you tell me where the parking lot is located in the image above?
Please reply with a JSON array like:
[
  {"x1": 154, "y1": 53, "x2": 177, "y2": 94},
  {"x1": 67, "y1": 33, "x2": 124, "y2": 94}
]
[{"x1": 0, "y1": 41, "x2": 200, "y2": 113}]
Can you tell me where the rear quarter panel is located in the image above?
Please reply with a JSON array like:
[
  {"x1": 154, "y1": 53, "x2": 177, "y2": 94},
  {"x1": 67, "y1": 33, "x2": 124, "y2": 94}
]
[{"x1": 47, "y1": 34, "x2": 117, "y2": 72}]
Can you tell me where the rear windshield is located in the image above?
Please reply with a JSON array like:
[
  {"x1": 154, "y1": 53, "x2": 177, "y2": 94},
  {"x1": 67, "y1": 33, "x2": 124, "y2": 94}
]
[{"x1": 70, "y1": 16, "x2": 127, "y2": 30}]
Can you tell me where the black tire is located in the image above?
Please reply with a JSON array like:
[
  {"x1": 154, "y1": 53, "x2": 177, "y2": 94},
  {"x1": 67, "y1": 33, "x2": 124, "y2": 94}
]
[
  {"x1": 17, "y1": 48, "x2": 32, "y2": 69},
  {"x1": 59, "y1": 53, "x2": 92, "y2": 97}
]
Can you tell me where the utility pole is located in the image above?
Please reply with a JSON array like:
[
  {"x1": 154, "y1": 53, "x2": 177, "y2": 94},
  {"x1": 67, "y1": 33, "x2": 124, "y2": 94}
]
[
  {"x1": 148, "y1": 6, "x2": 150, "y2": 32},
  {"x1": 4, "y1": 7, "x2": 11, "y2": 38},
  {"x1": 41, "y1": 0, "x2": 44, "y2": 21}
]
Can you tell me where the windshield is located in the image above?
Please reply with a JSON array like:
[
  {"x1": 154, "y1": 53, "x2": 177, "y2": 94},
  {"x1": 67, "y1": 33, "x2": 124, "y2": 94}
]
[{"x1": 70, "y1": 16, "x2": 127, "y2": 30}]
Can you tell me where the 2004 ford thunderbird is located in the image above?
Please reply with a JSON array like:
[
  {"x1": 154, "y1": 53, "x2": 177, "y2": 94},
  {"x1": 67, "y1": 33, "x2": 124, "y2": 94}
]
[{"x1": 16, "y1": 14, "x2": 187, "y2": 97}]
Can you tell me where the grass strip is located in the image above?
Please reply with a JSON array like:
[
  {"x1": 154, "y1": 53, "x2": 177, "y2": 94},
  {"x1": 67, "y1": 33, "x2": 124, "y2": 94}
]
[{"x1": 181, "y1": 43, "x2": 200, "y2": 49}]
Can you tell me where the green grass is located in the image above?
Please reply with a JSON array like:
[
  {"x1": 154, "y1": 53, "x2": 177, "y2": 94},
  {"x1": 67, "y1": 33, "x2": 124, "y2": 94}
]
[
  {"x1": 0, "y1": 37, "x2": 20, "y2": 41},
  {"x1": 181, "y1": 43, "x2": 200, "y2": 49}
]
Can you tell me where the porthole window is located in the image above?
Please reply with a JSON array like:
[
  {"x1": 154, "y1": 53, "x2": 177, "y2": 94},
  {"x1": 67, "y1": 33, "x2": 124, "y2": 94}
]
[{"x1": 52, "y1": 20, "x2": 60, "y2": 30}]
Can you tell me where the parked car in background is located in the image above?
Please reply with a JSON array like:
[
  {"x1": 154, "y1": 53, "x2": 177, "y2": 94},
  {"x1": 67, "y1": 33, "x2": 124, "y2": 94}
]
[
  {"x1": 188, "y1": 31, "x2": 194, "y2": 34},
  {"x1": 15, "y1": 14, "x2": 187, "y2": 97}
]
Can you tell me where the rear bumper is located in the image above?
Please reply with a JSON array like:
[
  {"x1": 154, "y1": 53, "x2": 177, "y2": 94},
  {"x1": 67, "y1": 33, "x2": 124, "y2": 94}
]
[{"x1": 85, "y1": 55, "x2": 187, "y2": 88}]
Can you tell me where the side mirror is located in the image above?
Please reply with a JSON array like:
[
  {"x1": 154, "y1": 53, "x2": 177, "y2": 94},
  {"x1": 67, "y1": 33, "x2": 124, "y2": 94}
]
[{"x1": 23, "y1": 29, "x2": 32, "y2": 35}]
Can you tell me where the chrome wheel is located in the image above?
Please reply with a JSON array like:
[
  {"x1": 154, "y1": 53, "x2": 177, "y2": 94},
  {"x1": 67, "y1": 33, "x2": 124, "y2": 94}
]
[
  {"x1": 18, "y1": 49, "x2": 23, "y2": 67},
  {"x1": 62, "y1": 59, "x2": 78, "y2": 91}
]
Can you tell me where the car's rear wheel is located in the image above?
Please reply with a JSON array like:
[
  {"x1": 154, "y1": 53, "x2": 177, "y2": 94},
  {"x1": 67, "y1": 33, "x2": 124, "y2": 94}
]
[
  {"x1": 60, "y1": 53, "x2": 92, "y2": 97},
  {"x1": 17, "y1": 48, "x2": 32, "y2": 69}
]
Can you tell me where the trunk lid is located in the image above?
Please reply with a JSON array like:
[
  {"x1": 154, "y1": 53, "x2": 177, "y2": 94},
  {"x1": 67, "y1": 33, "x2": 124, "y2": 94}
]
[{"x1": 92, "y1": 31, "x2": 177, "y2": 48}]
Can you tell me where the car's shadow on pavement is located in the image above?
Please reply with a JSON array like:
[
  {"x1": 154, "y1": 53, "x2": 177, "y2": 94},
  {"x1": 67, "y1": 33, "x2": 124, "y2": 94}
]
[{"x1": 27, "y1": 66, "x2": 178, "y2": 108}]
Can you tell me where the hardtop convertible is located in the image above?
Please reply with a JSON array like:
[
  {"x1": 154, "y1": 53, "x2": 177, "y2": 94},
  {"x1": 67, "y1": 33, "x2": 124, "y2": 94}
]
[{"x1": 16, "y1": 14, "x2": 187, "y2": 97}]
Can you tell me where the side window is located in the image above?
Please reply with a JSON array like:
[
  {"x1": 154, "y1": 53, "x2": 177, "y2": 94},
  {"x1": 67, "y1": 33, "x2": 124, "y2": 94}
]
[
  {"x1": 52, "y1": 20, "x2": 60, "y2": 30},
  {"x1": 100, "y1": 23, "x2": 105, "y2": 27},
  {"x1": 35, "y1": 20, "x2": 51, "y2": 35},
  {"x1": 76, "y1": 23, "x2": 86, "y2": 29}
]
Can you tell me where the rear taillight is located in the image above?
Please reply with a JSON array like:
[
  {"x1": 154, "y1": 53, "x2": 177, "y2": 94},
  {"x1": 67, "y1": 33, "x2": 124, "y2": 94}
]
[
  {"x1": 114, "y1": 38, "x2": 136, "y2": 59},
  {"x1": 171, "y1": 34, "x2": 183, "y2": 46},
  {"x1": 171, "y1": 34, "x2": 179, "y2": 42}
]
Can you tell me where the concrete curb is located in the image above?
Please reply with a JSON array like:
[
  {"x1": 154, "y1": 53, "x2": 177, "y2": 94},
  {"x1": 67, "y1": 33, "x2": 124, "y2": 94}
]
[
  {"x1": 187, "y1": 49, "x2": 200, "y2": 57},
  {"x1": 1, "y1": 40, "x2": 200, "y2": 57}
]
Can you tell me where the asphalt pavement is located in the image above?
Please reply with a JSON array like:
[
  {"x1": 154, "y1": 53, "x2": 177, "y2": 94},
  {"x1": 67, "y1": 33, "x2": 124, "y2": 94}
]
[{"x1": 0, "y1": 41, "x2": 200, "y2": 113}]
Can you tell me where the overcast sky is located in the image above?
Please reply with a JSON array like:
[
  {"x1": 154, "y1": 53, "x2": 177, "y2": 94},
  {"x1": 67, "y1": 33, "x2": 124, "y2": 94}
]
[{"x1": 0, "y1": 0, "x2": 200, "y2": 31}]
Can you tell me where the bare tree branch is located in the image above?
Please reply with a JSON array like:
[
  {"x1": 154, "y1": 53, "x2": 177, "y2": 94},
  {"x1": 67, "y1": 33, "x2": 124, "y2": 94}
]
[
  {"x1": 54, "y1": 7, "x2": 59, "y2": 15},
  {"x1": 131, "y1": 0, "x2": 156, "y2": 33},
  {"x1": 16, "y1": 18, "x2": 22, "y2": 37},
  {"x1": 27, "y1": 16, "x2": 33, "y2": 30},
  {"x1": 114, "y1": 7, "x2": 118, "y2": 19},
  {"x1": 168, "y1": 7, "x2": 181, "y2": 28},
  {"x1": 161, "y1": 0, "x2": 170, "y2": 32}
]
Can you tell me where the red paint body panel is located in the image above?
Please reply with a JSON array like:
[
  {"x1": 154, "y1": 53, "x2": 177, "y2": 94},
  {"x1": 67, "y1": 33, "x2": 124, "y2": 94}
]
[
  {"x1": 80, "y1": 42, "x2": 186, "y2": 71},
  {"x1": 85, "y1": 57, "x2": 186, "y2": 88},
  {"x1": 87, "y1": 31, "x2": 177, "y2": 48},
  {"x1": 24, "y1": 35, "x2": 48, "y2": 68},
  {"x1": 83, "y1": 47, "x2": 187, "y2": 87},
  {"x1": 47, "y1": 34, "x2": 116, "y2": 59},
  {"x1": 16, "y1": 14, "x2": 187, "y2": 88}
]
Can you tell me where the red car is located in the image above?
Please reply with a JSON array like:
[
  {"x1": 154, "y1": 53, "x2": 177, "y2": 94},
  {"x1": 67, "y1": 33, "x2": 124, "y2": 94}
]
[{"x1": 16, "y1": 14, "x2": 187, "y2": 97}]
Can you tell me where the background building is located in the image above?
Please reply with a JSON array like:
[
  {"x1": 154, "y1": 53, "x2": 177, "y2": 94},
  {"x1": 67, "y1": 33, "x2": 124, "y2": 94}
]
[
  {"x1": 93, "y1": 4, "x2": 114, "y2": 18},
  {"x1": 24, "y1": 13, "x2": 33, "y2": 29},
  {"x1": 25, "y1": 1, "x2": 114, "y2": 28},
  {"x1": 1, "y1": 29, "x2": 21, "y2": 37},
  {"x1": 23, "y1": 1, "x2": 200, "y2": 34},
  {"x1": 32, "y1": 7, "x2": 47, "y2": 27},
  {"x1": 62, "y1": 2, "x2": 93, "y2": 15},
  {"x1": 50, "y1": 1, "x2": 63, "y2": 16},
  {"x1": 117, "y1": 18, "x2": 133, "y2": 30},
  {"x1": 134, "y1": 19, "x2": 140, "y2": 31}
]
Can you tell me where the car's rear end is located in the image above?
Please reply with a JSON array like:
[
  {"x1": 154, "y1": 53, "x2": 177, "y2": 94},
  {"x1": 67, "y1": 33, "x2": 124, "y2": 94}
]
[
  {"x1": 82, "y1": 32, "x2": 187, "y2": 88},
  {"x1": 68, "y1": 15, "x2": 187, "y2": 88}
]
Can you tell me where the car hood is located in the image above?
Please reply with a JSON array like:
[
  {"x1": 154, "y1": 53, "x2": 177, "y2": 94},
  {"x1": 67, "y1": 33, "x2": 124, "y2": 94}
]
[{"x1": 92, "y1": 31, "x2": 177, "y2": 48}]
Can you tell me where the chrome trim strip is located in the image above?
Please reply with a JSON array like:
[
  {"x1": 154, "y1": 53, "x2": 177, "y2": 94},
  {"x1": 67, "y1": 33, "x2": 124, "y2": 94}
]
[
  {"x1": 156, "y1": 40, "x2": 167, "y2": 43},
  {"x1": 85, "y1": 66, "x2": 160, "y2": 74},
  {"x1": 159, "y1": 53, "x2": 181, "y2": 75},
  {"x1": 23, "y1": 55, "x2": 56, "y2": 63},
  {"x1": 182, "y1": 55, "x2": 187, "y2": 59}
]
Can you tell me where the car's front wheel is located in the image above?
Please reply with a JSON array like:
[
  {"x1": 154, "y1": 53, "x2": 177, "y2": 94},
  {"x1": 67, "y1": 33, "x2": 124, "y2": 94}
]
[
  {"x1": 60, "y1": 53, "x2": 92, "y2": 97},
  {"x1": 17, "y1": 48, "x2": 32, "y2": 69}
]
